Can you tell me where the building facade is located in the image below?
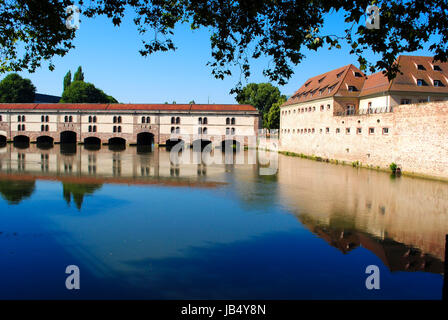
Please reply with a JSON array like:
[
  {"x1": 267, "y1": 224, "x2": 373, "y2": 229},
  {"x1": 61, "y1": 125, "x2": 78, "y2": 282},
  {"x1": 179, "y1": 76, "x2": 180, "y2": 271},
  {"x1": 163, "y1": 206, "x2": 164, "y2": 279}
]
[
  {"x1": 0, "y1": 103, "x2": 259, "y2": 148},
  {"x1": 280, "y1": 55, "x2": 448, "y2": 180}
]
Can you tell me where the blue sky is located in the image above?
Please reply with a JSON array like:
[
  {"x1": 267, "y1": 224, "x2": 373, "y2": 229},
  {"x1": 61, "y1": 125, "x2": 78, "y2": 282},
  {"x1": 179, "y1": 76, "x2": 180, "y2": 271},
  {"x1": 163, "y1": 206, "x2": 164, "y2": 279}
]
[{"x1": 14, "y1": 7, "x2": 435, "y2": 104}]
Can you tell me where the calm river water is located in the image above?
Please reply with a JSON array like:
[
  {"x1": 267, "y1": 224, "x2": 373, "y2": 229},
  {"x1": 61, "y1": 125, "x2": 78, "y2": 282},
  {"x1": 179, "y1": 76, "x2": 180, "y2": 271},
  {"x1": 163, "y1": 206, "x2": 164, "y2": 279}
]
[{"x1": 0, "y1": 143, "x2": 447, "y2": 299}]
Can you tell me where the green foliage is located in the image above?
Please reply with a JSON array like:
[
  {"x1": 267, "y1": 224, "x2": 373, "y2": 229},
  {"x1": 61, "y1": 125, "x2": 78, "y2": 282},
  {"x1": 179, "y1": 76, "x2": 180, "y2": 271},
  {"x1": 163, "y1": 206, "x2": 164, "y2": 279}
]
[
  {"x1": 236, "y1": 83, "x2": 285, "y2": 124},
  {"x1": 60, "y1": 81, "x2": 118, "y2": 103},
  {"x1": 63, "y1": 183, "x2": 102, "y2": 210},
  {"x1": 0, "y1": 179, "x2": 35, "y2": 204},
  {"x1": 0, "y1": 73, "x2": 36, "y2": 102},
  {"x1": 2, "y1": 1, "x2": 446, "y2": 91},
  {"x1": 63, "y1": 70, "x2": 72, "y2": 91},
  {"x1": 265, "y1": 96, "x2": 286, "y2": 129},
  {"x1": 390, "y1": 162, "x2": 398, "y2": 172},
  {"x1": 73, "y1": 66, "x2": 84, "y2": 82},
  {"x1": 189, "y1": 100, "x2": 195, "y2": 104},
  {"x1": 0, "y1": 1, "x2": 75, "y2": 73}
]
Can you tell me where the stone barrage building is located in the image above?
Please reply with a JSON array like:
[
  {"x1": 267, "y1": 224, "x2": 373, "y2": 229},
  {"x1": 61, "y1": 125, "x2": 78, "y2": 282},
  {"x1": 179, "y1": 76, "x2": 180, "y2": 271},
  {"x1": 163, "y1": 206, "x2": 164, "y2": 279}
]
[
  {"x1": 280, "y1": 55, "x2": 448, "y2": 180},
  {"x1": 0, "y1": 103, "x2": 260, "y2": 148}
]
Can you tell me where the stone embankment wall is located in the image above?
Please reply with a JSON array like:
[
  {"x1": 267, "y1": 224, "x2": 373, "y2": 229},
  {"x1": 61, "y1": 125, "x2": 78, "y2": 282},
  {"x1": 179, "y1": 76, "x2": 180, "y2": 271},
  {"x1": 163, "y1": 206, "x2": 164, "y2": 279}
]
[{"x1": 279, "y1": 102, "x2": 448, "y2": 180}]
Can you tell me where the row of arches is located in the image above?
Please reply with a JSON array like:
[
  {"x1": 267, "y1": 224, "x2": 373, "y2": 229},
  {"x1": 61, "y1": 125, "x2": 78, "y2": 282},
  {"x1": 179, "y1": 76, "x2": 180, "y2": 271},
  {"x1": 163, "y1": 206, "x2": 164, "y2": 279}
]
[{"x1": 0, "y1": 131, "x2": 155, "y2": 148}]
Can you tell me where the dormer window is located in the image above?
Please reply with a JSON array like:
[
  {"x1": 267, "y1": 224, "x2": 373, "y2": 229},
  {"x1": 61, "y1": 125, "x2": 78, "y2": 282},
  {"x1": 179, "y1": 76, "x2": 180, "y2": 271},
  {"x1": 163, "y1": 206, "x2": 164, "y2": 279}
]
[
  {"x1": 347, "y1": 85, "x2": 358, "y2": 92},
  {"x1": 328, "y1": 84, "x2": 336, "y2": 93},
  {"x1": 417, "y1": 64, "x2": 426, "y2": 71},
  {"x1": 336, "y1": 72, "x2": 344, "y2": 78},
  {"x1": 318, "y1": 76, "x2": 326, "y2": 83},
  {"x1": 354, "y1": 72, "x2": 363, "y2": 77},
  {"x1": 434, "y1": 80, "x2": 444, "y2": 87},
  {"x1": 304, "y1": 81, "x2": 311, "y2": 87},
  {"x1": 417, "y1": 79, "x2": 428, "y2": 86},
  {"x1": 433, "y1": 65, "x2": 442, "y2": 71}
]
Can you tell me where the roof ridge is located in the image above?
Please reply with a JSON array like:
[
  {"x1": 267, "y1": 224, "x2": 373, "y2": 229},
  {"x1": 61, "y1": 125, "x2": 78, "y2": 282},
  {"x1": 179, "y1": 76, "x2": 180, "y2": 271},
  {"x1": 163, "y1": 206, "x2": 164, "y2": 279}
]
[{"x1": 334, "y1": 64, "x2": 353, "y2": 94}]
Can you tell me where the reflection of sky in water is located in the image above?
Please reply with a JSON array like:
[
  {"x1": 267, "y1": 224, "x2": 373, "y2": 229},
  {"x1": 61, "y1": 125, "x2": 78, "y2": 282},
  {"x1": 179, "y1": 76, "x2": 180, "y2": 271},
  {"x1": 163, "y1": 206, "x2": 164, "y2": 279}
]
[
  {"x1": 0, "y1": 177, "x2": 444, "y2": 299},
  {"x1": 0, "y1": 148, "x2": 446, "y2": 299}
]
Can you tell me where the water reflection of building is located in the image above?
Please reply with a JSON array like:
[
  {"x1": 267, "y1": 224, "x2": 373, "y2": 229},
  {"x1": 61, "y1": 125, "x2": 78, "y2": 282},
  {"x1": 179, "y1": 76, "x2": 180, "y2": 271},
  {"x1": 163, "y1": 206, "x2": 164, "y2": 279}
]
[
  {"x1": 0, "y1": 144, "x2": 259, "y2": 206},
  {"x1": 277, "y1": 154, "x2": 448, "y2": 271},
  {"x1": 299, "y1": 214, "x2": 444, "y2": 274}
]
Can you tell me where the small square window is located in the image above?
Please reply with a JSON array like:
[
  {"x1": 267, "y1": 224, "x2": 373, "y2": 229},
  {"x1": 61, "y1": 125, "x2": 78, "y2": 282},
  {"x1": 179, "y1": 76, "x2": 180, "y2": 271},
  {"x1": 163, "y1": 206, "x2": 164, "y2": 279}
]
[
  {"x1": 326, "y1": 127, "x2": 330, "y2": 133},
  {"x1": 434, "y1": 65, "x2": 442, "y2": 71},
  {"x1": 369, "y1": 127, "x2": 375, "y2": 135},
  {"x1": 357, "y1": 128, "x2": 362, "y2": 134},
  {"x1": 336, "y1": 128, "x2": 340, "y2": 134},
  {"x1": 346, "y1": 128, "x2": 351, "y2": 134},
  {"x1": 382, "y1": 127, "x2": 389, "y2": 135},
  {"x1": 434, "y1": 80, "x2": 444, "y2": 87}
]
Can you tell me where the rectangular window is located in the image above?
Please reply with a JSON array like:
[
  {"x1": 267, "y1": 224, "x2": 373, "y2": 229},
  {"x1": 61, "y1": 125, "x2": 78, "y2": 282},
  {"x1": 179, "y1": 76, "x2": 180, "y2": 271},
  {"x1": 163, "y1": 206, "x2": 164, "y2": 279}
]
[
  {"x1": 326, "y1": 127, "x2": 330, "y2": 134},
  {"x1": 357, "y1": 128, "x2": 362, "y2": 134},
  {"x1": 336, "y1": 128, "x2": 340, "y2": 134},
  {"x1": 346, "y1": 128, "x2": 351, "y2": 134},
  {"x1": 382, "y1": 127, "x2": 389, "y2": 135},
  {"x1": 401, "y1": 99, "x2": 411, "y2": 105},
  {"x1": 433, "y1": 65, "x2": 442, "y2": 71},
  {"x1": 417, "y1": 64, "x2": 426, "y2": 70},
  {"x1": 369, "y1": 127, "x2": 375, "y2": 135},
  {"x1": 348, "y1": 86, "x2": 358, "y2": 92}
]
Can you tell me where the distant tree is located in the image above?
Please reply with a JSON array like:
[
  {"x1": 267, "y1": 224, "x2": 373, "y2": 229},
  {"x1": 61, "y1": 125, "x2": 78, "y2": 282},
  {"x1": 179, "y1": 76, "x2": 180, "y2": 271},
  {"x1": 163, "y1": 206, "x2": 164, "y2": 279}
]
[
  {"x1": 0, "y1": 73, "x2": 36, "y2": 103},
  {"x1": 73, "y1": 66, "x2": 84, "y2": 82},
  {"x1": 189, "y1": 100, "x2": 196, "y2": 104},
  {"x1": 265, "y1": 96, "x2": 286, "y2": 129},
  {"x1": 236, "y1": 83, "x2": 285, "y2": 120},
  {"x1": 60, "y1": 81, "x2": 117, "y2": 103},
  {"x1": 63, "y1": 70, "x2": 72, "y2": 91},
  {"x1": 172, "y1": 101, "x2": 176, "y2": 104}
]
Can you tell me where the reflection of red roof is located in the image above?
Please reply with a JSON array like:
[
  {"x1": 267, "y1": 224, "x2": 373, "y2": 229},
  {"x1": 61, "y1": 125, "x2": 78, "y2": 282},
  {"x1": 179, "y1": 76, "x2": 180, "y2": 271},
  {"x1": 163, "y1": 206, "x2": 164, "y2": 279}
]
[
  {"x1": 0, "y1": 103, "x2": 257, "y2": 112},
  {"x1": 0, "y1": 172, "x2": 225, "y2": 188}
]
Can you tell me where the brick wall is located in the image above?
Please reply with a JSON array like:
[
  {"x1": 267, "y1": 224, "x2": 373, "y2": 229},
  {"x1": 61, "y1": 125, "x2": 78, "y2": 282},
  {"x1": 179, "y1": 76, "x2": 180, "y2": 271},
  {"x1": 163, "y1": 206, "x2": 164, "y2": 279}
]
[{"x1": 280, "y1": 101, "x2": 448, "y2": 179}]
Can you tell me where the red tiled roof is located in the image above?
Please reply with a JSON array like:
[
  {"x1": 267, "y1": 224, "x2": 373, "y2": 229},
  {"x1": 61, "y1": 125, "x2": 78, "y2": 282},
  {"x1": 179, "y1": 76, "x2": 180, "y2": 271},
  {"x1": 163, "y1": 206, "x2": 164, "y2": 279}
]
[
  {"x1": 0, "y1": 103, "x2": 257, "y2": 112},
  {"x1": 0, "y1": 103, "x2": 37, "y2": 109},
  {"x1": 190, "y1": 104, "x2": 256, "y2": 111},
  {"x1": 283, "y1": 55, "x2": 448, "y2": 104},
  {"x1": 282, "y1": 64, "x2": 366, "y2": 106},
  {"x1": 35, "y1": 103, "x2": 109, "y2": 110},
  {"x1": 360, "y1": 72, "x2": 389, "y2": 96}
]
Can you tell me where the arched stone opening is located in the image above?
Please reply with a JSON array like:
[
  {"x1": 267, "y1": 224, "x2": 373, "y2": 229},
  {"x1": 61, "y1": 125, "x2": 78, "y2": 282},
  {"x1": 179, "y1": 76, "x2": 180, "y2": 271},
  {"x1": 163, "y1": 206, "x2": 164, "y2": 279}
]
[
  {"x1": 60, "y1": 131, "x2": 77, "y2": 144},
  {"x1": 13, "y1": 135, "x2": 30, "y2": 148}
]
